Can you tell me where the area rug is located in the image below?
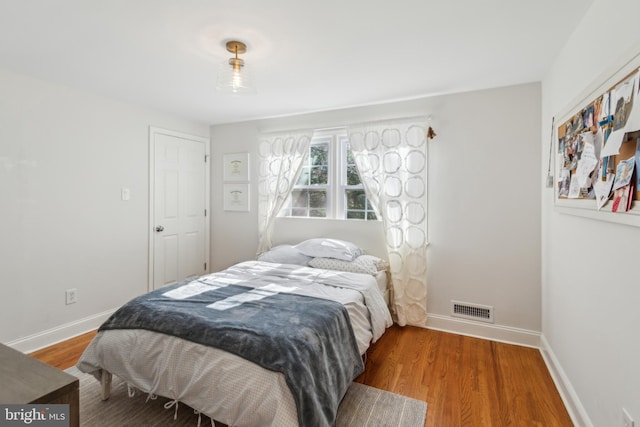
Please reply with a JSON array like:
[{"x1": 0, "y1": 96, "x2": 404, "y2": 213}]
[{"x1": 66, "y1": 367, "x2": 426, "y2": 427}]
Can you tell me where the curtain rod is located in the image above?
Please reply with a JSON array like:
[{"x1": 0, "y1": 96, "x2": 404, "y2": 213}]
[{"x1": 259, "y1": 115, "x2": 434, "y2": 136}]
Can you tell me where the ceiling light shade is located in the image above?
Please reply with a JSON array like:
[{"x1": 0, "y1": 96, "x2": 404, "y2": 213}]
[{"x1": 216, "y1": 40, "x2": 255, "y2": 94}]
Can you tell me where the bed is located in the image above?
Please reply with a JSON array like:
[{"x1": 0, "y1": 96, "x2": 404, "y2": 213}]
[{"x1": 77, "y1": 239, "x2": 392, "y2": 427}]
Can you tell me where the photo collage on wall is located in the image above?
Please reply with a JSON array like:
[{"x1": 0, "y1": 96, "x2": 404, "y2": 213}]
[{"x1": 557, "y1": 69, "x2": 640, "y2": 212}]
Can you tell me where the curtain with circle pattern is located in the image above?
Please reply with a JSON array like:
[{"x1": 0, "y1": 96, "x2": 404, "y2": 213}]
[
  {"x1": 347, "y1": 117, "x2": 428, "y2": 327},
  {"x1": 257, "y1": 129, "x2": 314, "y2": 255}
]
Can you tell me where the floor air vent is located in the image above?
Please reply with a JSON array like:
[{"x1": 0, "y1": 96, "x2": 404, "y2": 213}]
[{"x1": 451, "y1": 300, "x2": 494, "y2": 323}]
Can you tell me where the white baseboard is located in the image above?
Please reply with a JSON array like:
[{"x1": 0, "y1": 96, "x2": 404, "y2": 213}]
[
  {"x1": 539, "y1": 334, "x2": 593, "y2": 427},
  {"x1": 426, "y1": 313, "x2": 541, "y2": 348},
  {"x1": 6, "y1": 309, "x2": 116, "y2": 354}
]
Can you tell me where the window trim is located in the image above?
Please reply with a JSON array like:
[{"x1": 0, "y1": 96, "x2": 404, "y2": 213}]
[{"x1": 337, "y1": 134, "x2": 360, "y2": 219}]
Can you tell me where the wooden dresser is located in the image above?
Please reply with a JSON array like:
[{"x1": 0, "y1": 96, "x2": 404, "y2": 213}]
[{"x1": 0, "y1": 343, "x2": 79, "y2": 427}]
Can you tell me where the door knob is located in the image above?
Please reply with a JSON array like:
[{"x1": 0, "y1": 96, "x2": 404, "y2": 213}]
[{"x1": 155, "y1": 225, "x2": 164, "y2": 232}]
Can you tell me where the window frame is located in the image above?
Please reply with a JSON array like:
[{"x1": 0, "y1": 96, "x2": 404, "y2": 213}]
[
  {"x1": 280, "y1": 129, "x2": 378, "y2": 221},
  {"x1": 281, "y1": 135, "x2": 333, "y2": 218},
  {"x1": 337, "y1": 135, "x2": 377, "y2": 220}
]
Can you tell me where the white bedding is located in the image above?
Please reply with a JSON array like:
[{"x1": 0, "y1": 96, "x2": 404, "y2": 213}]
[{"x1": 77, "y1": 261, "x2": 392, "y2": 427}]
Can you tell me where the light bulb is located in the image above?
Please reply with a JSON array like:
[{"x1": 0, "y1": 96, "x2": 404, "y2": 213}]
[{"x1": 231, "y1": 69, "x2": 243, "y2": 92}]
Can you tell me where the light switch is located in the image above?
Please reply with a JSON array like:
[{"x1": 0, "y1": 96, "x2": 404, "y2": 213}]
[{"x1": 121, "y1": 187, "x2": 131, "y2": 201}]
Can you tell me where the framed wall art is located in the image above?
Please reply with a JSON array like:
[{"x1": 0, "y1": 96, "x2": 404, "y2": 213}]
[
  {"x1": 223, "y1": 152, "x2": 250, "y2": 182},
  {"x1": 223, "y1": 183, "x2": 250, "y2": 212}
]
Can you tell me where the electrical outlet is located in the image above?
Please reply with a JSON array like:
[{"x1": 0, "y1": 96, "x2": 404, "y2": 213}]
[
  {"x1": 65, "y1": 288, "x2": 77, "y2": 305},
  {"x1": 623, "y1": 408, "x2": 635, "y2": 427}
]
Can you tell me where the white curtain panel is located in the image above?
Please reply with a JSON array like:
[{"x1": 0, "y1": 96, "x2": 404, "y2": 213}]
[
  {"x1": 257, "y1": 129, "x2": 313, "y2": 255},
  {"x1": 348, "y1": 118, "x2": 428, "y2": 327}
]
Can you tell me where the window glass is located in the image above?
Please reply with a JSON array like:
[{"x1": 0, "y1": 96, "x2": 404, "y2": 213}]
[
  {"x1": 284, "y1": 139, "x2": 329, "y2": 218},
  {"x1": 341, "y1": 141, "x2": 377, "y2": 221}
]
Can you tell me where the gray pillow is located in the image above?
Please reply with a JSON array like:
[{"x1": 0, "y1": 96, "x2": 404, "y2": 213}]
[{"x1": 308, "y1": 255, "x2": 388, "y2": 275}]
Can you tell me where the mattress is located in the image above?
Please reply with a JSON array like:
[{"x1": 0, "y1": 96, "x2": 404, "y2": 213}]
[
  {"x1": 77, "y1": 260, "x2": 392, "y2": 427},
  {"x1": 374, "y1": 269, "x2": 390, "y2": 305}
]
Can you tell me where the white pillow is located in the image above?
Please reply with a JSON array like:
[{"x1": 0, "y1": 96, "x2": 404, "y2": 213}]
[
  {"x1": 257, "y1": 245, "x2": 313, "y2": 266},
  {"x1": 294, "y1": 238, "x2": 363, "y2": 262},
  {"x1": 308, "y1": 255, "x2": 388, "y2": 275}
]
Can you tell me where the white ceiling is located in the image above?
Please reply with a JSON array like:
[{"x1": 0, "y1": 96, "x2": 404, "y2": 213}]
[{"x1": 0, "y1": 0, "x2": 593, "y2": 125}]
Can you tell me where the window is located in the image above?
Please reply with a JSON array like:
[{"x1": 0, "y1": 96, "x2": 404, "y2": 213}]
[
  {"x1": 280, "y1": 130, "x2": 377, "y2": 220},
  {"x1": 340, "y1": 136, "x2": 377, "y2": 220},
  {"x1": 287, "y1": 137, "x2": 330, "y2": 218}
]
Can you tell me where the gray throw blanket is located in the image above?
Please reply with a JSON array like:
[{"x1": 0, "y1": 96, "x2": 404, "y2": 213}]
[{"x1": 99, "y1": 279, "x2": 364, "y2": 427}]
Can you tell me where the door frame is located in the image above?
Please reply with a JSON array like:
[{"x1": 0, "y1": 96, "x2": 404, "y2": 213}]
[{"x1": 148, "y1": 126, "x2": 210, "y2": 292}]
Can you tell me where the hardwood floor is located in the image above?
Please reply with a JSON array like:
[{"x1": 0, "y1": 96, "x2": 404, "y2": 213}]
[
  {"x1": 355, "y1": 326, "x2": 573, "y2": 426},
  {"x1": 29, "y1": 330, "x2": 97, "y2": 370},
  {"x1": 29, "y1": 325, "x2": 573, "y2": 427}
]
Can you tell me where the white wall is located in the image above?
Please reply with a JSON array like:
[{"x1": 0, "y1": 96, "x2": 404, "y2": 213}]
[
  {"x1": 211, "y1": 82, "x2": 542, "y2": 344},
  {"x1": 0, "y1": 68, "x2": 209, "y2": 351},
  {"x1": 541, "y1": 1, "x2": 640, "y2": 426}
]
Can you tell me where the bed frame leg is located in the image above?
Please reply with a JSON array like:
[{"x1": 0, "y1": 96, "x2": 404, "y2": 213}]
[{"x1": 101, "y1": 369, "x2": 112, "y2": 401}]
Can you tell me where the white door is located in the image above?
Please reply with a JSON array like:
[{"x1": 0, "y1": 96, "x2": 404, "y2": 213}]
[{"x1": 151, "y1": 128, "x2": 209, "y2": 290}]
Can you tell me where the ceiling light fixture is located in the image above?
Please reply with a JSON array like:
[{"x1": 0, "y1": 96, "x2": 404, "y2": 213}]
[{"x1": 216, "y1": 40, "x2": 255, "y2": 94}]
